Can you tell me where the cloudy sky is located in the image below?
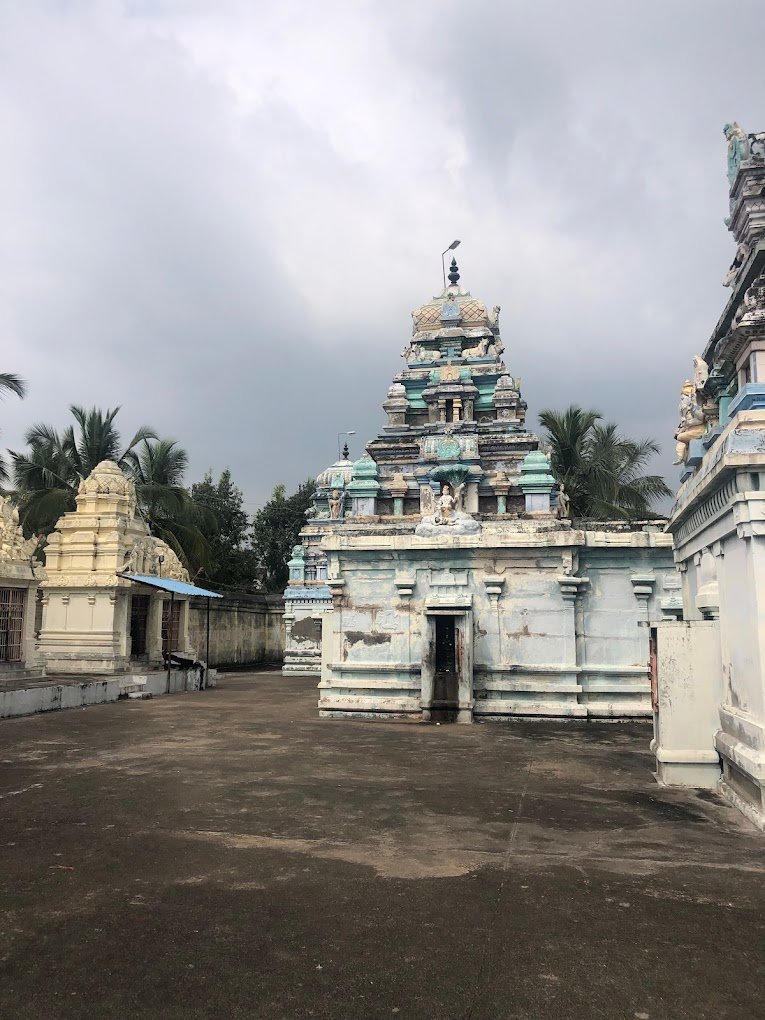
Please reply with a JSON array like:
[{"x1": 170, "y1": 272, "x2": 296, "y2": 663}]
[{"x1": 2, "y1": 0, "x2": 764, "y2": 513}]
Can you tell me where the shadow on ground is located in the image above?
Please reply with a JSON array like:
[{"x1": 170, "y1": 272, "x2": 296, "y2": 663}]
[{"x1": 0, "y1": 671, "x2": 763, "y2": 1019}]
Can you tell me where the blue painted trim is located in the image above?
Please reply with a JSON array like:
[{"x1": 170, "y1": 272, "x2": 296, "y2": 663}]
[
  {"x1": 285, "y1": 586, "x2": 332, "y2": 600},
  {"x1": 727, "y1": 383, "x2": 765, "y2": 417}
]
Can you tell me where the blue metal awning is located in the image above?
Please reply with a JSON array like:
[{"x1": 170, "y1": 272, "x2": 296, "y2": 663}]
[{"x1": 117, "y1": 573, "x2": 223, "y2": 599}]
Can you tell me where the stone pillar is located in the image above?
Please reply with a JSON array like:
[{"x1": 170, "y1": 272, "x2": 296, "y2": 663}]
[
  {"x1": 455, "y1": 611, "x2": 474, "y2": 724},
  {"x1": 465, "y1": 480, "x2": 480, "y2": 514},
  {"x1": 318, "y1": 578, "x2": 346, "y2": 714},
  {"x1": 178, "y1": 598, "x2": 192, "y2": 653},
  {"x1": 419, "y1": 484, "x2": 435, "y2": 516},
  {"x1": 287, "y1": 546, "x2": 306, "y2": 583},
  {"x1": 490, "y1": 471, "x2": 510, "y2": 515},
  {"x1": 146, "y1": 593, "x2": 164, "y2": 664},
  {"x1": 390, "y1": 473, "x2": 408, "y2": 517},
  {"x1": 346, "y1": 453, "x2": 380, "y2": 517},
  {"x1": 630, "y1": 574, "x2": 657, "y2": 626},
  {"x1": 519, "y1": 451, "x2": 556, "y2": 515},
  {"x1": 653, "y1": 621, "x2": 723, "y2": 788},
  {"x1": 557, "y1": 575, "x2": 590, "y2": 716}
]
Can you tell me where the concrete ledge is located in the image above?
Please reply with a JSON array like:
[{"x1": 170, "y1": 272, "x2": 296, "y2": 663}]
[
  {"x1": 657, "y1": 759, "x2": 721, "y2": 789},
  {"x1": 326, "y1": 662, "x2": 421, "y2": 674},
  {"x1": 319, "y1": 694, "x2": 421, "y2": 713},
  {"x1": 0, "y1": 668, "x2": 216, "y2": 720},
  {"x1": 0, "y1": 678, "x2": 121, "y2": 719},
  {"x1": 475, "y1": 702, "x2": 588, "y2": 718},
  {"x1": 584, "y1": 705, "x2": 652, "y2": 719},
  {"x1": 715, "y1": 728, "x2": 765, "y2": 785},
  {"x1": 319, "y1": 677, "x2": 421, "y2": 691},
  {"x1": 318, "y1": 709, "x2": 422, "y2": 722},
  {"x1": 719, "y1": 780, "x2": 765, "y2": 831}
]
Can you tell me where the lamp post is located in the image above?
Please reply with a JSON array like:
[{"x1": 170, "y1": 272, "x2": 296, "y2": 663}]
[
  {"x1": 441, "y1": 239, "x2": 461, "y2": 290},
  {"x1": 337, "y1": 430, "x2": 356, "y2": 460}
]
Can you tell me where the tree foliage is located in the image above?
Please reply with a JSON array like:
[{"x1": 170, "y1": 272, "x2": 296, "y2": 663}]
[
  {"x1": 538, "y1": 404, "x2": 671, "y2": 520},
  {"x1": 190, "y1": 469, "x2": 257, "y2": 588},
  {"x1": 9, "y1": 405, "x2": 209, "y2": 569},
  {"x1": 251, "y1": 480, "x2": 316, "y2": 591},
  {"x1": 0, "y1": 372, "x2": 26, "y2": 485}
]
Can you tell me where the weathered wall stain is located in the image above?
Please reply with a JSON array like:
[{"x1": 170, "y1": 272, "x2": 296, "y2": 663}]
[
  {"x1": 292, "y1": 618, "x2": 322, "y2": 642},
  {"x1": 345, "y1": 631, "x2": 392, "y2": 646}
]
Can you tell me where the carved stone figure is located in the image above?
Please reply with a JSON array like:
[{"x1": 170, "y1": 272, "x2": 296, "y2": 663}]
[
  {"x1": 403, "y1": 343, "x2": 440, "y2": 364},
  {"x1": 723, "y1": 243, "x2": 748, "y2": 287},
  {"x1": 434, "y1": 485, "x2": 457, "y2": 525},
  {"x1": 674, "y1": 379, "x2": 705, "y2": 463},
  {"x1": 557, "y1": 484, "x2": 571, "y2": 520},
  {"x1": 328, "y1": 489, "x2": 343, "y2": 520},
  {"x1": 693, "y1": 355, "x2": 709, "y2": 391},
  {"x1": 737, "y1": 271, "x2": 765, "y2": 328},
  {"x1": 462, "y1": 337, "x2": 489, "y2": 359},
  {"x1": 0, "y1": 495, "x2": 40, "y2": 563},
  {"x1": 724, "y1": 122, "x2": 750, "y2": 185},
  {"x1": 750, "y1": 132, "x2": 765, "y2": 160}
]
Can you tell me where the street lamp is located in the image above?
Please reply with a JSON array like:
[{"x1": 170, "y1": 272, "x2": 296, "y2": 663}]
[
  {"x1": 337, "y1": 430, "x2": 356, "y2": 460},
  {"x1": 442, "y1": 239, "x2": 461, "y2": 290}
]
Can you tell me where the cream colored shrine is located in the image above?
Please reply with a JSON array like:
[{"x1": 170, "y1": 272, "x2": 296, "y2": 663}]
[
  {"x1": 36, "y1": 460, "x2": 195, "y2": 674},
  {"x1": 284, "y1": 261, "x2": 679, "y2": 721}
]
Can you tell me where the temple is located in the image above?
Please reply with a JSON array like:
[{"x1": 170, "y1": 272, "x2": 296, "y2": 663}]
[
  {"x1": 653, "y1": 123, "x2": 765, "y2": 828},
  {"x1": 284, "y1": 260, "x2": 678, "y2": 721}
]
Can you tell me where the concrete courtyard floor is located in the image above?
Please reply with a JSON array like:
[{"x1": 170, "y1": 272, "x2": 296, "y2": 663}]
[{"x1": 1, "y1": 672, "x2": 764, "y2": 1020}]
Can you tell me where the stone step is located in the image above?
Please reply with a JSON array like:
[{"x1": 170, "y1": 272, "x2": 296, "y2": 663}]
[
  {"x1": 0, "y1": 667, "x2": 47, "y2": 691},
  {"x1": 118, "y1": 675, "x2": 147, "y2": 697}
]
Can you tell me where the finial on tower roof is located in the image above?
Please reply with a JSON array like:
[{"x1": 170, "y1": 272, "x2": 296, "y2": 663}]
[
  {"x1": 342, "y1": 443, "x2": 349, "y2": 460},
  {"x1": 448, "y1": 258, "x2": 460, "y2": 286}
]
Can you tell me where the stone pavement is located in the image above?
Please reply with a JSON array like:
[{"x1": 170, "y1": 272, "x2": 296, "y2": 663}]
[{"x1": 1, "y1": 671, "x2": 764, "y2": 1020}]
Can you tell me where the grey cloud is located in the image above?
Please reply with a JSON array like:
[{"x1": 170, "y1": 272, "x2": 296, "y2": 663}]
[{"x1": 2, "y1": 0, "x2": 764, "y2": 513}]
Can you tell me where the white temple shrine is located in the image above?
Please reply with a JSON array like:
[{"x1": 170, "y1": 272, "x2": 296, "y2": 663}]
[{"x1": 284, "y1": 260, "x2": 679, "y2": 722}]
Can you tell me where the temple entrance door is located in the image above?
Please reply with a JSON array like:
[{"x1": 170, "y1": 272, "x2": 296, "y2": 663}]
[
  {"x1": 432, "y1": 615, "x2": 459, "y2": 722},
  {"x1": 130, "y1": 595, "x2": 150, "y2": 659}
]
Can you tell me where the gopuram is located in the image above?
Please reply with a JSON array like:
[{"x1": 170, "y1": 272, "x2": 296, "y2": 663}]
[
  {"x1": 653, "y1": 123, "x2": 765, "y2": 828},
  {"x1": 284, "y1": 259, "x2": 679, "y2": 722}
]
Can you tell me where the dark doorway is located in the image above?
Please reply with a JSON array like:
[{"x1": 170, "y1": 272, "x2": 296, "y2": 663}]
[
  {"x1": 162, "y1": 600, "x2": 181, "y2": 655},
  {"x1": 130, "y1": 595, "x2": 150, "y2": 658},
  {"x1": 432, "y1": 615, "x2": 459, "y2": 722}
]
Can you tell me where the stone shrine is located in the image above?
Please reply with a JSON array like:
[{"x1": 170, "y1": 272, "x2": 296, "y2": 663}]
[
  {"x1": 0, "y1": 494, "x2": 45, "y2": 682},
  {"x1": 38, "y1": 460, "x2": 195, "y2": 674},
  {"x1": 654, "y1": 122, "x2": 765, "y2": 828},
  {"x1": 284, "y1": 260, "x2": 678, "y2": 721}
]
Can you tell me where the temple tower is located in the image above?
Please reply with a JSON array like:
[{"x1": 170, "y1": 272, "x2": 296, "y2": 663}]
[
  {"x1": 656, "y1": 124, "x2": 765, "y2": 826},
  {"x1": 285, "y1": 262, "x2": 676, "y2": 722}
]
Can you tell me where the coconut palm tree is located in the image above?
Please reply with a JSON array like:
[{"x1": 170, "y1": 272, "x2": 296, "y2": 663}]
[
  {"x1": 123, "y1": 438, "x2": 213, "y2": 571},
  {"x1": 538, "y1": 405, "x2": 671, "y2": 520},
  {"x1": 0, "y1": 372, "x2": 27, "y2": 485},
  {"x1": 10, "y1": 407, "x2": 211, "y2": 570},
  {"x1": 10, "y1": 405, "x2": 157, "y2": 535}
]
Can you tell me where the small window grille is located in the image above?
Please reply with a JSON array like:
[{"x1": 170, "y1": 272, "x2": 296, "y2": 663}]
[{"x1": 0, "y1": 588, "x2": 25, "y2": 662}]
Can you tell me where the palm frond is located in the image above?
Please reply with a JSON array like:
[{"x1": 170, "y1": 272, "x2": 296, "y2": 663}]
[{"x1": 0, "y1": 373, "x2": 26, "y2": 399}]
